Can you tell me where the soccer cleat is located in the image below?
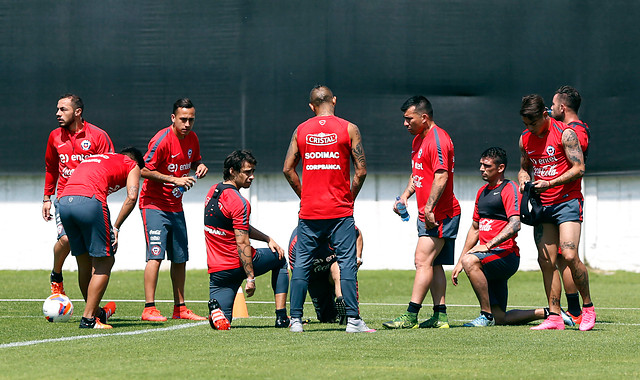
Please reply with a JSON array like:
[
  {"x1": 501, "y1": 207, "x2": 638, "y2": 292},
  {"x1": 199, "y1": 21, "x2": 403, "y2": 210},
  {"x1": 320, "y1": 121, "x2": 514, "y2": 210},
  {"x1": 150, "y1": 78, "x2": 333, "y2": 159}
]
[
  {"x1": 579, "y1": 306, "x2": 596, "y2": 331},
  {"x1": 172, "y1": 305, "x2": 207, "y2": 320},
  {"x1": 79, "y1": 317, "x2": 112, "y2": 329},
  {"x1": 50, "y1": 281, "x2": 65, "y2": 296},
  {"x1": 98, "y1": 301, "x2": 116, "y2": 324},
  {"x1": 275, "y1": 315, "x2": 290, "y2": 328},
  {"x1": 335, "y1": 296, "x2": 347, "y2": 325},
  {"x1": 346, "y1": 317, "x2": 376, "y2": 333},
  {"x1": 290, "y1": 317, "x2": 304, "y2": 332},
  {"x1": 463, "y1": 314, "x2": 495, "y2": 327},
  {"x1": 382, "y1": 312, "x2": 418, "y2": 329},
  {"x1": 419, "y1": 313, "x2": 450, "y2": 329},
  {"x1": 208, "y1": 299, "x2": 230, "y2": 330},
  {"x1": 93, "y1": 317, "x2": 113, "y2": 329},
  {"x1": 530, "y1": 314, "x2": 565, "y2": 330},
  {"x1": 560, "y1": 309, "x2": 575, "y2": 327},
  {"x1": 141, "y1": 306, "x2": 167, "y2": 322},
  {"x1": 567, "y1": 310, "x2": 582, "y2": 325}
]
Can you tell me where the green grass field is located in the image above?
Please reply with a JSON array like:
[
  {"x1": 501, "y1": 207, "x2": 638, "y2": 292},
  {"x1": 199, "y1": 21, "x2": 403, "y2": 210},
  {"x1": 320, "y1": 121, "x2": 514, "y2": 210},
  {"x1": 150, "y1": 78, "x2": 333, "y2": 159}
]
[{"x1": 1, "y1": 269, "x2": 639, "y2": 379}]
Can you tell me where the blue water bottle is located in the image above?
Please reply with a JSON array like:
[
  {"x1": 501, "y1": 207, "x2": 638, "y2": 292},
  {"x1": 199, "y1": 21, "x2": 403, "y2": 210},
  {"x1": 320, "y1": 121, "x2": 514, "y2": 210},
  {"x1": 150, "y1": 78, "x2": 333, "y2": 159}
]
[
  {"x1": 172, "y1": 175, "x2": 198, "y2": 198},
  {"x1": 396, "y1": 196, "x2": 410, "y2": 222}
]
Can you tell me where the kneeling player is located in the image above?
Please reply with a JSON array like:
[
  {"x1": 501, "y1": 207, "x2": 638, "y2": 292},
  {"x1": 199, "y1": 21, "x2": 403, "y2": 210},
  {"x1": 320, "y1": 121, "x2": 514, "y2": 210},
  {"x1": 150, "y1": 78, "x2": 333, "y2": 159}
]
[
  {"x1": 452, "y1": 147, "x2": 522, "y2": 326},
  {"x1": 453, "y1": 147, "x2": 576, "y2": 327},
  {"x1": 204, "y1": 150, "x2": 289, "y2": 329},
  {"x1": 288, "y1": 226, "x2": 363, "y2": 324}
]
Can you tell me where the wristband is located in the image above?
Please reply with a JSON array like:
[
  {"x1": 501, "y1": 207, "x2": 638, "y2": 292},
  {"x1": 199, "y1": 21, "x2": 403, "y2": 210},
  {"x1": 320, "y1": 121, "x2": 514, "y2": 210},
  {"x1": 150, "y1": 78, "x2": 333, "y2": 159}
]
[
  {"x1": 113, "y1": 226, "x2": 120, "y2": 233},
  {"x1": 43, "y1": 199, "x2": 51, "y2": 203},
  {"x1": 246, "y1": 278, "x2": 255, "y2": 283},
  {"x1": 357, "y1": 258, "x2": 363, "y2": 264}
]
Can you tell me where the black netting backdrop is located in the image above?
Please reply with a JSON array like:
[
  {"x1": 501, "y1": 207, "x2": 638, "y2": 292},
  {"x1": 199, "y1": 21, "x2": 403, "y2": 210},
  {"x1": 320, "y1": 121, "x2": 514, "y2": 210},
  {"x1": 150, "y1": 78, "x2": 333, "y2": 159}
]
[{"x1": 1, "y1": 1, "x2": 637, "y2": 175}]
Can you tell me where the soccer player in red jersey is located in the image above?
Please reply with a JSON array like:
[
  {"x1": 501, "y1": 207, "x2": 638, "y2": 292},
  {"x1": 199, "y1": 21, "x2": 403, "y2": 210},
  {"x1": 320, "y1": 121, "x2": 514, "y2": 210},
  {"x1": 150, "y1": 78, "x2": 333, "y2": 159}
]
[
  {"x1": 283, "y1": 85, "x2": 373, "y2": 333},
  {"x1": 58, "y1": 147, "x2": 144, "y2": 329},
  {"x1": 550, "y1": 86, "x2": 591, "y2": 324},
  {"x1": 452, "y1": 147, "x2": 521, "y2": 327},
  {"x1": 139, "y1": 98, "x2": 209, "y2": 322},
  {"x1": 204, "y1": 150, "x2": 289, "y2": 328},
  {"x1": 519, "y1": 94, "x2": 595, "y2": 331},
  {"x1": 383, "y1": 96, "x2": 461, "y2": 329},
  {"x1": 43, "y1": 94, "x2": 114, "y2": 296}
]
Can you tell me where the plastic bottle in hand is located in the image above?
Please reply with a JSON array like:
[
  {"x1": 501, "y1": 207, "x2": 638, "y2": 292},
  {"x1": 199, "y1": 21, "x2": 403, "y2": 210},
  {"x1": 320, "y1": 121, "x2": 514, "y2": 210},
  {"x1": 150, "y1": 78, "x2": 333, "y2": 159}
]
[
  {"x1": 396, "y1": 196, "x2": 410, "y2": 222},
  {"x1": 172, "y1": 175, "x2": 198, "y2": 198}
]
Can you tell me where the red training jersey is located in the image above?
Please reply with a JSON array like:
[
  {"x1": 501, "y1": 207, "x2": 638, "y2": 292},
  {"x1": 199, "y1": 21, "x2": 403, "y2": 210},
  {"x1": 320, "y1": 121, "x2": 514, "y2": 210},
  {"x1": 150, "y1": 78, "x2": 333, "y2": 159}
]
[
  {"x1": 139, "y1": 126, "x2": 202, "y2": 212},
  {"x1": 411, "y1": 124, "x2": 461, "y2": 221},
  {"x1": 473, "y1": 179, "x2": 520, "y2": 253},
  {"x1": 44, "y1": 121, "x2": 114, "y2": 197},
  {"x1": 204, "y1": 183, "x2": 255, "y2": 273},
  {"x1": 296, "y1": 115, "x2": 354, "y2": 219},
  {"x1": 60, "y1": 153, "x2": 137, "y2": 203},
  {"x1": 521, "y1": 118, "x2": 582, "y2": 205}
]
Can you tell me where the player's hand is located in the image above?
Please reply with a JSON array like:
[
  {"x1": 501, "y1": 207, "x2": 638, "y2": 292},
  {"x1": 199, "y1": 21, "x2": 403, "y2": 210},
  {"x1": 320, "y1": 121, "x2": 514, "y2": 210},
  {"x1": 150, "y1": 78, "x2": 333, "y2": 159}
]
[
  {"x1": 268, "y1": 238, "x2": 284, "y2": 260},
  {"x1": 42, "y1": 201, "x2": 52, "y2": 221},
  {"x1": 173, "y1": 176, "x2": 196, "y2": 190},
  {"x1": 532, "y1": 180, "x2": 551, "y2": 192},
  {"x1": 451, "y1": 263, "x2": 463, "y2": 286},
  {"x1": 468, "y1": 244, "x2": 490, "y2": 254},
  {"x1": 194, "y1": 163, "x2": 208, "y2": 179},
  {"x1": 112, "y1": 230, "x2": 119, "y2": 254},
  {"x1": 393, "y1": 197, "x2": 407, "y2": 216},
  {"x1": 245, "y1": 279, "x2": 256, "y2": 297},
  {"x1": 425, "y1": 211, "x2": 439, "y2": 229}
]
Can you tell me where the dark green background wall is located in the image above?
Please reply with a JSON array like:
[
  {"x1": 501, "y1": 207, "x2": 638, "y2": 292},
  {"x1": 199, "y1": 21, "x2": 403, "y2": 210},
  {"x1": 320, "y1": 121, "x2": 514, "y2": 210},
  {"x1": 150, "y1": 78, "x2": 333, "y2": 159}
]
[{"x1": 1, "y1": 1, "x2": 637, "y2": 174}]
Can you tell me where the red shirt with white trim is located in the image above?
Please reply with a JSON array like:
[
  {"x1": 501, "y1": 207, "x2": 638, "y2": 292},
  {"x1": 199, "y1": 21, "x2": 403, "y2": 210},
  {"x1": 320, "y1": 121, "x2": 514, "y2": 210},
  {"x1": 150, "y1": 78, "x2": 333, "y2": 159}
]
[
  {"x1": 411, "y1": 124, "x2": 461, "y2": 221},
  {"x1": 521, "y1": 118, "x2": 582, "y2": 205},
  {"x1": 204, "y1": 183, "x2": 255, "y2": 273},
  {"x1": 60, "y1": 153, "x2": 137, "y2": 203},
  {"x1": 473, "y1": 179, "x2": 520, "y2": 252},
  {"x1": 44, "y1": 121, "x2": 114, "y2": 197},
  {"x1": 139, "y1": 126, "x2": 202, "y2": 212}
]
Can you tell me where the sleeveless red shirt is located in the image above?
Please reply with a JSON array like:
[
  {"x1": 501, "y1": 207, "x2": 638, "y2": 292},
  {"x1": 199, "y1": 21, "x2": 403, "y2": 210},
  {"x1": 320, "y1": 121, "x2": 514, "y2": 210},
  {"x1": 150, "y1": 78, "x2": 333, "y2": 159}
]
[
  {"x1": 296, "y1": 115, "x2": 353, "y2": 219},
  {"x1": 521, "y1": 118, "x2": 582, "y2": 205}
]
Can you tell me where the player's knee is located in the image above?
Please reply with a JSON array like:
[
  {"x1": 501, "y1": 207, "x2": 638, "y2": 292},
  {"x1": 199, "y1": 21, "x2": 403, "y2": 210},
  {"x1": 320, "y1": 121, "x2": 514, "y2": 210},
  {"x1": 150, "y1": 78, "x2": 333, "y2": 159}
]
[
  {"x1": 460, "y1": 254, "x2": 480, "y2": 272},
  {"x1": 537, "y1": 255, "x2": 554, "y2": 270},
  {"x1": 58, "y1": 235, "x2": 70, "y2": 245}
]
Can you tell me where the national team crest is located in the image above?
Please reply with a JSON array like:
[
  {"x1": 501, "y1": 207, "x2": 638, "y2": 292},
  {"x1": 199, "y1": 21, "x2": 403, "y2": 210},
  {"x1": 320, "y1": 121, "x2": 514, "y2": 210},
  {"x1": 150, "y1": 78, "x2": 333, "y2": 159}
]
[
  {"x1": 188, "y1": 149, "x2": 192, "y2": 159},
  {"x1": 151, "y1": 246, "x2": 161, "y2": 256},
  {"x1": 546, "y1": 145, "x2": 556, "y2": 156},
  {"x1": 81, "y1": 140, "x2": 91, "y2": 151},
  {"x1": 319, "y1": 120, "x2": 326, "y2": 126}
]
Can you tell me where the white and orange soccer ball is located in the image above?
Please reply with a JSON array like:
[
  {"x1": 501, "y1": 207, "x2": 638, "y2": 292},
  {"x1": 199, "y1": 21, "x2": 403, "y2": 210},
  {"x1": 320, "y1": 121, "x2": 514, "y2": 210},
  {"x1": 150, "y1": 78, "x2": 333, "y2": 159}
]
[{"x1": 43, "y1": 294, "x2": 74, "y2": 322}]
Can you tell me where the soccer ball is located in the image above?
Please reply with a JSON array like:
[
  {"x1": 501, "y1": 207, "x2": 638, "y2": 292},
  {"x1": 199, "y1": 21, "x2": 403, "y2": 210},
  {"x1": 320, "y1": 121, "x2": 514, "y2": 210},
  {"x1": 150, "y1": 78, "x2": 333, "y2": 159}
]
[{"x1": 43, "y1": 294, "x2": 74, "y2": 322}]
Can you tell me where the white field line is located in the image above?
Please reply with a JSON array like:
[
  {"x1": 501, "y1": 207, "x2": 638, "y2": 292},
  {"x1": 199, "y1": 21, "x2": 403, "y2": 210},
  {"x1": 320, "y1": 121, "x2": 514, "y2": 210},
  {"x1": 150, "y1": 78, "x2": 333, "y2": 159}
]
[
  {"x1": 3, "y1": 299, "x2": 640, "y2": 311},
  {"x1": 0, "y1": 321, "x2": 207, "y2": 349}
]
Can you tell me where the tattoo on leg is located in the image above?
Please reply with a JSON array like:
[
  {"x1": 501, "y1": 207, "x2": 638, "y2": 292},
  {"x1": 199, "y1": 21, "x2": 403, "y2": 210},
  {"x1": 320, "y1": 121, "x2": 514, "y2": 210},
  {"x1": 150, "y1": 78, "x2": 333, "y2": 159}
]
[
  {"x1": 551, "y1": 295, "x2": 561, "y2": 307},
  {"x1": 561, "y1": 241, "x2": 577, "y2": 250}
]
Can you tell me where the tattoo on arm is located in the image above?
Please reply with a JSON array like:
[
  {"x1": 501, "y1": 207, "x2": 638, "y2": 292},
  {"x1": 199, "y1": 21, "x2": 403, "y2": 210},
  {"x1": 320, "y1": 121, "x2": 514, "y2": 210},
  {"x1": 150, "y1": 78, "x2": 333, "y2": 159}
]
[
  {"x1": 487, "y1": 216, "x2": 520, "y2": 249},
  {"x1": 235, "y1": 229, "x2": 254, "y2": 278}
]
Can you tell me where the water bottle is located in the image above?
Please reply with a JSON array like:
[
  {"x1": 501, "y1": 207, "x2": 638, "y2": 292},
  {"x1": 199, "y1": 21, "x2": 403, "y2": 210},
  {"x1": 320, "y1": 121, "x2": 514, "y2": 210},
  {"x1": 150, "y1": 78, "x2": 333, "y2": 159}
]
[
  {"x1": 396, "y1": 196, "x2": 410, "y2": 222},
  {"x1": 172, "y1": 175, "x2": 198, "y2": 198}
]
